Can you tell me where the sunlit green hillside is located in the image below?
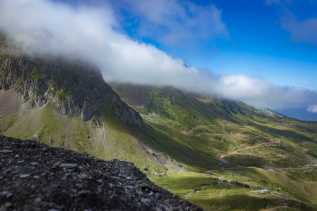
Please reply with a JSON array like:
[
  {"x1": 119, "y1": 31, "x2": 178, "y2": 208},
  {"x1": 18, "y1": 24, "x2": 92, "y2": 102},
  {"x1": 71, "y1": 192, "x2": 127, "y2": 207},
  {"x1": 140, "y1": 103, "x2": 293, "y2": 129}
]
[
  {"x1": 113, "y1": 83, "x2": 317, "y2": 210},
  {"x1": 2, "y1": 42, "x2": 317, "y2": 210}
]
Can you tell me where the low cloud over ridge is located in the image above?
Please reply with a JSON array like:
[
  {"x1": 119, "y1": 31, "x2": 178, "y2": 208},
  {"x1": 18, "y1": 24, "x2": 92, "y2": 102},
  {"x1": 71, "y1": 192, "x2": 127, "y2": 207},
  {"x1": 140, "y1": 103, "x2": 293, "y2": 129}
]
[{"x1": 0, "y1": 0, "x2": 317, "y2": 111}]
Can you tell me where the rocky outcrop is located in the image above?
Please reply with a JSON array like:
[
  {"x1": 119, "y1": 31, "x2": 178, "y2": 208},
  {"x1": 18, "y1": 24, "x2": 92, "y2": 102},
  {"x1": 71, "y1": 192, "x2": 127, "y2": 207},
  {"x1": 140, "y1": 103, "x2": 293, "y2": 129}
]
[
  {"x1": 0, "y1": 89, "x2": 20, "y2": 117},
  {"x1": 0, "y1": 136, "x2": 202, "y2": 211},
  {"x1": 0, "y1": 52, "x2": 143, "y2": 127}
]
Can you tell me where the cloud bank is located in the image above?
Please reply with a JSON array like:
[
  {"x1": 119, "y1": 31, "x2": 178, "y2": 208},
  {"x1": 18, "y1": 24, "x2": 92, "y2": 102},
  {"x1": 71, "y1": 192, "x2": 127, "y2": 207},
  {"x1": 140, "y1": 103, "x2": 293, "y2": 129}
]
[{"x1": 0, "y1": 0, "x2": 317, "y2": 111}]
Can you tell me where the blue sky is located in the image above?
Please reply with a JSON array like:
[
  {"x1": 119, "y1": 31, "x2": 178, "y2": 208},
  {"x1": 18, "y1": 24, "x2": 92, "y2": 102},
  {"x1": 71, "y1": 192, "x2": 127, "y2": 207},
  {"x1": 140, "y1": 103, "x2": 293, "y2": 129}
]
[
  {"x1": 57, "y1": 0, "x2": 317, "y2": 89},
  {"x1": 115, "y1": 0, "x2": 317, "y2": 90}
]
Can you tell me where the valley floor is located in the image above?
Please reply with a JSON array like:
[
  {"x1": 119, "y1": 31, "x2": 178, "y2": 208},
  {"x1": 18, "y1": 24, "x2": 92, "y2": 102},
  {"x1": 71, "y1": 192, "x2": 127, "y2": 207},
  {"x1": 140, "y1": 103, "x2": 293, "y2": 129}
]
[{"x1": 153, "y1": 166, "x2": 317, "y2": 211}]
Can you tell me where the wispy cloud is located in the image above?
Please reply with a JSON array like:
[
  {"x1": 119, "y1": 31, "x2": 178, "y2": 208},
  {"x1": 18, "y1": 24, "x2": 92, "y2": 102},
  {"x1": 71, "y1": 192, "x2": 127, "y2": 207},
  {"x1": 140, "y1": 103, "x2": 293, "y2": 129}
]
[
  {"x1": 282, "y1": 16, "x2": 317, "y2": 45},
  {"x1": 308, "y1": 105, "x2": 317, "y2": 113},
  {"x1": 267, "y1": 0, "x2": 317, "y2": 46},
  {"x1": 0, "y1": 0, "x2": 317, "y2": 111},
  {"x1": 117, "y1": 0, "x2": 228, "y2": 46}
]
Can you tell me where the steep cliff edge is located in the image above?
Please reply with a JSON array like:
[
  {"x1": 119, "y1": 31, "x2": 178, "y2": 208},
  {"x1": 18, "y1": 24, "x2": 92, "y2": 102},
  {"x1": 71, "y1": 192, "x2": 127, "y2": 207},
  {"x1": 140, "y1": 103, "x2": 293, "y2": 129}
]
[
  {"x1": 0, "y1": 35, "x2": 167, "y2": 175},
  {"x1": 0, "y1": 35, "x2": 142, "y2": 127},
  {"x1": 0, "y1": 48, "x2": 143, "y2": 126}
]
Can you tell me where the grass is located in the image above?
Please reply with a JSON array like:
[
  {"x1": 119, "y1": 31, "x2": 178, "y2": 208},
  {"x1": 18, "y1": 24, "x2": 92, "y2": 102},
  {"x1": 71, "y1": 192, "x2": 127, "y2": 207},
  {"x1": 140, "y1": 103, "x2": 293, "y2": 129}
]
[
  {"x1": 113, "y1": 83, "x2": 317, "y2": 210},
  {"x1": 153, "y1": 169, "x2": 317, "y2": 211},
  {"x1": 89, "y1": 116, "x2": 165, "y2": 174},
  {"x1": 2, "y1": 82, "x2": 317, "y2": 210},
  {"x1": 0, "y1": 103, "x2": 165, "y2": 175}
]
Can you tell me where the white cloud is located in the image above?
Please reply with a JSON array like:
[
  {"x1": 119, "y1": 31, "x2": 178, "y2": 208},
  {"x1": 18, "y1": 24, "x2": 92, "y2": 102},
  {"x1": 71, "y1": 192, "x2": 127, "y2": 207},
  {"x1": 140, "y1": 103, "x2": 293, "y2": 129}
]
[
  {"x1": 0, "y1": 0, "x2": 317, "y2": 111},
  {"x1": 0, "y1": 0, "x2": 215, "y2": 96},
  {"x1": 118, "y1": 0, "x2": 228, "y2": 46},
  {"x1": 215, "y1": 75, "x2": 317, "y2": 109},
  {"x1": 308, "y1": 105, "x2": 317, "y2": 113},
  {"x1": 267, "y1": 0, "x2": 317, "y2": 46}
]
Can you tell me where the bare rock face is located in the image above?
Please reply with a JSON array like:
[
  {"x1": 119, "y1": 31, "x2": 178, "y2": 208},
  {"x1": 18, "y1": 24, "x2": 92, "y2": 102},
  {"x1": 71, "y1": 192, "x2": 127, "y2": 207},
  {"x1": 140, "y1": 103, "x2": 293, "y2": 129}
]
[
  {"x1": 0, "y1": 136, "x2": 202, "y2": 211},
  {"x1": 0, "y1": 52, "x2": 143, "y2": 127},
  {"x1": 0, "y1": 89, "x2": 20, "y2": 117}
]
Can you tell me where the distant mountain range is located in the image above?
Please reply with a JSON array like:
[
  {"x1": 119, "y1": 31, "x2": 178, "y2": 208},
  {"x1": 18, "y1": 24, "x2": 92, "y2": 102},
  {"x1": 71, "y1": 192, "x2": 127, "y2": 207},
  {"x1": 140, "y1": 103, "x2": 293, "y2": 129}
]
[{"x1": 276, "y1": 107, "x2": 317, "y2": 122}]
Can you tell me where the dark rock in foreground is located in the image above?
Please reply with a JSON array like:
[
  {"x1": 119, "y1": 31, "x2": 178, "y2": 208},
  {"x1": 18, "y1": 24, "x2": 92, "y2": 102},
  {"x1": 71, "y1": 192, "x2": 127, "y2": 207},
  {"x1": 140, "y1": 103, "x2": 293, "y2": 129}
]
[{"x1": 0, "y1": 136, "x2": 201, "y2": 211}]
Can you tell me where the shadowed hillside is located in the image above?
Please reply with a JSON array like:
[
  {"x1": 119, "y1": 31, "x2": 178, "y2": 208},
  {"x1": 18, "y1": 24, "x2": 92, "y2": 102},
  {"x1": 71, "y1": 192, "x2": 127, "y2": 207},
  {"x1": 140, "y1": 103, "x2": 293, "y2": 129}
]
[
  {"x1": 0, "y1": 36, "x2": 222, "y2": 176},
  {"x1": 0, "y1": 38, "x2": 168, "y2": 175}
]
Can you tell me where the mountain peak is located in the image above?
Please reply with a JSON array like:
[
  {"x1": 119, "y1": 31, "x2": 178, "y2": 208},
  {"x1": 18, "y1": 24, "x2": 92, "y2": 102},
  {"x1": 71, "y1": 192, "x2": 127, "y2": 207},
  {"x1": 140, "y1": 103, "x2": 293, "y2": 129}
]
[{"x1": 0, "y1": 46, "x2": 143, "y2": 127}]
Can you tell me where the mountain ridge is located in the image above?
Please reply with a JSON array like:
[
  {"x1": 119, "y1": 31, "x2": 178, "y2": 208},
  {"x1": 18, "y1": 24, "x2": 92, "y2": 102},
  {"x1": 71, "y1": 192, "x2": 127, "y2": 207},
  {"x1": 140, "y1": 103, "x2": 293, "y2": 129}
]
[
  {"x1": 2, "y1": 34, "x2": 317, "y2": 210},
  {"x1": 111, "y1": 82, "x2": 317, "y2": 210},
  {"x1": 0, "y1": 36, "x2": 171, "y2": 176},
  {"x1": 0, "y1": 53, "x2": 143, "y2": 126}
]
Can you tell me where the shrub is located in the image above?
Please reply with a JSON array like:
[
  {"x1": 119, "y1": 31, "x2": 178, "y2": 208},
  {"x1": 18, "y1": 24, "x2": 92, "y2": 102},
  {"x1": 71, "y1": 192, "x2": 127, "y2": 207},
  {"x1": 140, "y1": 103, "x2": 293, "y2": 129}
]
[
  {"x1": 56, "y1": 89, "x2": 71, "y2": 101},
  {"x1": 31, "y1": 68, "x2": 41, "y2": 81}
]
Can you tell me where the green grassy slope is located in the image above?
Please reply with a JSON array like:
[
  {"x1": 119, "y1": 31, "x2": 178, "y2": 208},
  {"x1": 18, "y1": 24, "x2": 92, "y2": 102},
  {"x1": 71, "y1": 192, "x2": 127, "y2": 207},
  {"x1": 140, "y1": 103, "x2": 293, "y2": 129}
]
[
  {"x1": 112, "y1": 83, "x2": 317, "y2": 210},
  {"x1": 112, "y1": 83, "x2": 317, "y2": 168},
  {"x1": 0, "y1": 103, "x2": 165, "y2": 174},
  {"x1": 2, "y1": 34, "x2": 317, "y2": 209},
  {"x1": 153, "y1": 168, "x2": 317, "y2": 211},
  {"x1": 0, "y1": 49, "x2": 220, "y2": 173},
  {"x1": 2, "y1": 77, "x2": 317, "y2": 210}
]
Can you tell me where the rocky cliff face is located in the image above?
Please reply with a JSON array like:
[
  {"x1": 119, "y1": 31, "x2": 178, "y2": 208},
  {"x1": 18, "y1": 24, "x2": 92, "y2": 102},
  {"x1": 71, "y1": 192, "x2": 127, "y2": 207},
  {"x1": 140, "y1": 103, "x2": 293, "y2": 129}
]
[
  {"x1": 0, "y1": 136, "x2": 201, "y2": 211},
  {"x1": 0, "y1": 49, "x2": 143, "y2": 127}
]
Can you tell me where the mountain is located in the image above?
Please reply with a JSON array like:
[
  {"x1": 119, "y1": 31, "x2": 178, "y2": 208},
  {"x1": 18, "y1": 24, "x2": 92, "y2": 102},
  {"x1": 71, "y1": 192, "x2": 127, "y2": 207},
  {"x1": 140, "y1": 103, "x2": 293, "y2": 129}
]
[
  {"x1": 0, "y1": 135, "x2": 201, "y2": 211},
  {"x1": 112, "y1": 82, "x2": 317, "y2": 210},
  {"x1": 276, "y1": 107, "x2": 317, "y2": 122},
  {"x1": 112, "y1": 82, "x2": 317, "y2": 167},
  {"x1": 0, "y1": 37, "x2": 169, "y2": 175},
  {"x1": 2, "y1": 34, "x2": 317, "y2": 210},
  {"x1": 0, "y1": 35, "x2": 227, "y2": 174},
  {"x1": 0, "y1": 43, "x2": 142, "y2": 124}
]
